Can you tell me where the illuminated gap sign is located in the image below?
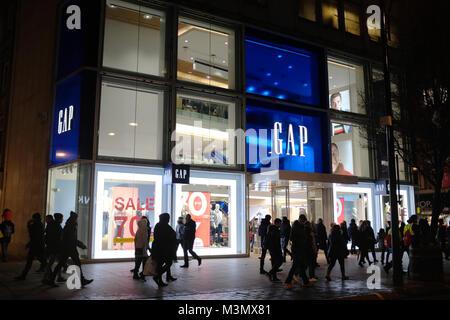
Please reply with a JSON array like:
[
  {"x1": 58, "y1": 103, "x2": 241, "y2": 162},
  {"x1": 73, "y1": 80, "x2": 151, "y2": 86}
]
[
  {"x1": 50, "y1": 71, "x2": 96, "y2": 165},
  {"x1": 246, "y1": 103, "x2": 330, "y2": 173}
]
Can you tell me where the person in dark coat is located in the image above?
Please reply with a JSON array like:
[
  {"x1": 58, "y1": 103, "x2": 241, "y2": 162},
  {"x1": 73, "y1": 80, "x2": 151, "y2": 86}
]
[
  {"x1": 45, "y1": 211, "x2": 92, "y2": 287},
  {"x1": 280, "y1": 216, "x2": 292, "y2": 262},
  {"x1": 315, "y1": 218, "x2": 328, "y2": 263},
  {"x1": 377, "y1": 228, "x2": 387, "y2": 265},
  {"x1": 283, "y1": 214, "x2": 313, "y2": 289},
  {"x1": 15, "y1": 213, "x2": 47, "y2": 280},
  {"x1": 180, "y1": 213, "x2": 201, "y2": 268},
  {"x1": 347, "y1": 219, "x2": 358, "y2": 255},
  {"x1": 175, "y1": 216, "x2": 185, "y2": 261},
  {"x1": 0, "y1": 209, "x2": 15, "y2": 262},
  {"x1": 42, "y1": 213, "x2": 64, "y2": 283},
  {"x1": 366, "y1": 220, "x2": 378, "y2": 262},
  {"x1": 325, "y1": 223, "x2": 349, "y2": 281},
  {"x1": 340, "y1": 220, "x2": 350, "y2": 257},
  {"x1": 264, "y1": 218, "x2": 283, "y2": 282},
  {"x1": 357, "y1": 221, "x2": 372, "y2": 266},
  {"x1": 258, "y1": 214, "x2": 271, "y2": 274},
  {"x1": 437, "y1": 219, "x2": 448, "y2": 259},
  {"x1": 151, "y1": 213, "x2": 177, "y2": 287}
]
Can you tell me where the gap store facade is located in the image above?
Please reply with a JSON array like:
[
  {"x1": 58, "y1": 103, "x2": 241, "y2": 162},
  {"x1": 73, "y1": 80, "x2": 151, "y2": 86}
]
[{"x1": 48, "y1": 0, "x2": 414, "y2": 260}]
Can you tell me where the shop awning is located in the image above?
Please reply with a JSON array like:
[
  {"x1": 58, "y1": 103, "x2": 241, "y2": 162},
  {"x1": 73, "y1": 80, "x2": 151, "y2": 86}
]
[{"x1": 247, "y1": 170, "x2": 358, "y2": 187}]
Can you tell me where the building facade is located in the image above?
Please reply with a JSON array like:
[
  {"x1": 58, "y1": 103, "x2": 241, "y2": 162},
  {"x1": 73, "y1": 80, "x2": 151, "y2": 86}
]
[{"x1": 1, "y1": 0, "x2": 414, "y2": 260}]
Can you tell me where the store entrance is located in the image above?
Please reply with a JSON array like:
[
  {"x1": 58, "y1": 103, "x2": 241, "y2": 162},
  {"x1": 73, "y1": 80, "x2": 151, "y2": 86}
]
[{"x1": 248, "y1": 181, "x2": 328, "y2": 254}]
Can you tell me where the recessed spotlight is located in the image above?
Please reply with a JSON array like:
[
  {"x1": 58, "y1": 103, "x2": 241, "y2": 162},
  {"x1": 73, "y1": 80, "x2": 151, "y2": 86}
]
[
  {"x1": 225, "y1": 41, "x2": 228, "y2": 45},
  {"x1": 144, "y1": 14, "x2": 152, "y2": 19},
  {"x1": 190, "y1": 57, "x2": 194, "y2": 60},
  {"x1": 222, "y1": 60, "x2": 226, "y2": 64},
  {"x1": 108, "y1": 132, "x2": 116, "y2": 136},
  {"x1": 55, "y1": 152, "x2": 66, "y2": 157},
  {"x1": 129, "y1": 122, "x2": 138, "y2": 126},
  {"x1": 184, "y1": 40, "x2": 189, "y2": 43},
  {"x1": 109, "y1": 4, "x2": 116, "y2": 8},
  {"x1": 206, "y1": 75, "x2": 211, "y2": 79}
]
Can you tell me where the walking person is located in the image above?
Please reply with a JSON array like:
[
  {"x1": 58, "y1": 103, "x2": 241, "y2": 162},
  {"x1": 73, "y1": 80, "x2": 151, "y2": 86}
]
[
  {"x1": 357, "y1": 221, "x2": 372, "y2": 266},
  {"x1": 348, "y1": 219, "x2": 358, "y2": 255},
  {"x1": 130, "y1": 216, "x2": 151, "y2": 274},
  {"x1": 315, "y1": 218, "x2": 328, "y2": 263},
  {"x1": 280, "y1": 216, "x2": 292, "y2": 262},
  {"x1": 437, "y1": 219, "x2": 447, "y2": 259},
  {"x1": 305, "y1": 220, "x2": 318, "y2": 282},
  {"x1": 340, "y1": 220, "x2": 350, "y2": 258},
  {"x1": 377, "y1": 228, "x2": 387, "y2": 265},
  {"x1": 0, "y1": 209, "x2": 14, "y2": 262},
  {"x1": 264, "y1": 218, "x2": 283, "y2": 282},
  {"x1": 133, "y1": 219, "x2": 150, "y2": 281},
  {"x1": 180, "y1": 214, "x2": 201, "y2": 268},
  {"x1": 325, "y1": 223, "x2": 349, "y2": 281},
  {"x1": 367, "y1": 221, "x2": 378, "y2": 263},
  {"x1": 175, "y1": 216, "x2": 185, "y2": 261},
  {"x1": 45, "y1": 211, "x2": 93, "y2": 287},
  {"x1": 15, "y1": 213, "x2": 47, "y2": 280},
  {"x1": 42, "y1": 213, "x2": 64, "y2": 283},
  {"x1": 151, "y1": 213, "x2": 177, "y2": 287},
  {"x1": 283, "y1": 215, "x2": 313, "y2": 289},
  {"x1": 258, "y1": 215, "x2": 271, "y2": 274}
]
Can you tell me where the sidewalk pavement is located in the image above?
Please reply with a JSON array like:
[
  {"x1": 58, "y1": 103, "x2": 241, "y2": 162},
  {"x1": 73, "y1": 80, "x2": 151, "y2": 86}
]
[{"x1": 0, "y1": 252, "x2": 449, "y2": 300}]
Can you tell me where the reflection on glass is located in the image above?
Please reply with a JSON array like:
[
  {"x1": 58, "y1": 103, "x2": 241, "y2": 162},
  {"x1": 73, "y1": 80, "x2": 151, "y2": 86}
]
[
  {"x1": 328, "y1": 58, "x2": 365, "y2": 114},
  {"x1": 175, "y1": 94, "x2": 236, "y2": 166},
  {"x1": 177, "y1": 17, "x2": 235, "y2": 89},
  {"x1": 344, "y1": 2, "x2": 360, "y2": 36},
  {"x1": 322, "y1": 0, "x2": 339, "y2": 29},
  {"x1": 103, "y1": 0, "x2": 166, "y2": 76}
]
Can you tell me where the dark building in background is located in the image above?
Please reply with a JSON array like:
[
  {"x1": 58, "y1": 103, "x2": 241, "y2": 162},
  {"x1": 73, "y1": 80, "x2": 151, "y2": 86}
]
[{"x1": 1, "y1": 0, "x2": 416, "y2": 261}]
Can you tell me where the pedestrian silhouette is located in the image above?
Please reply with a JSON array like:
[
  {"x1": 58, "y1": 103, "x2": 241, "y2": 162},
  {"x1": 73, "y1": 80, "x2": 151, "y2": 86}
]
[
  {"x1": 325, "y1": 223, "x2": 349, "y2": 281},
  {"x1": 265, "y1": 218, "x2": 283, "y2": 282},
  {"x1": 0, "y1": 209, "x2": 14, "y2": 262},
  {"x1": 42, "y1": 213, "x2": 65, "y2": 283},
  {"x1": 180, "y1": 214, "x2": 201, "y2": 268},
  {"x1": 15, "y1": 213, "x2": 46, "y2": 280},
  {"x1": 151, "y1": 213, "x2": 177, "y2": 287},
  {"x1": 133, "y1": 218, "x2": 150, "y2": 281},
  {"x1": 258, "y1": 214, "x2": 271, "y2": 274},
  {"x1": 45, "y1": 211, "x2": 93, "y2": 287}
]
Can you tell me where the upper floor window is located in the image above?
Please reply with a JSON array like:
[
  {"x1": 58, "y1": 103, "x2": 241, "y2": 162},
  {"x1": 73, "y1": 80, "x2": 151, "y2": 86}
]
[
  {"x1": 322, "y1": 0, "x2": 339, "y2": 29},
  {"x1": 245, "y1": 37, "x2": 321, "y2": 106},
  {"x1": 298, "y1": 0, "x2": 316, "y2": 22},
  {"x1": 103, "y1": 0, "x2": 166, "y2": 77},
  {"x1": 344, "y1": 2, "x2": 361, "y2": 36},
  {"x1": 328, "y1": 58, "x2": 366, "y2": 114},
  {"x1": 177, "y1": 17, "x2": 235, "y2": 89}
]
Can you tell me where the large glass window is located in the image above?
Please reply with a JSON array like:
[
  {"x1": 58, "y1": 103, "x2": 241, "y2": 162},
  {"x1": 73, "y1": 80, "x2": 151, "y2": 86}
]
[
  {"x1": 47, "y1": 162, "x2": 91, "y2": 258},
  {"x1": 177, "y1": 17, "x2": 235, "y2": 89},
  {"x1": 298, "y1": 0, "x2": 316, "y2": 22},
  {"x1": 245, "y1": 38, "x2": 321, "y2": 106},
  {"x1": 322, "y1": 0, "x2": 339, "y2": 29},
  {"x1": 174, "y1": 171, "x2": 245, "y2": 256},
  {"x1": 103, "y1": 0, "x2": 166, "y2": 77},
  {"x1": 331, "y1": 122, "x2": 371, "y2": 177},
  {"x1": 98, "y1": 80, "x2": 164, "y2": 161},
  {"x1": 334, "y1": 185, "x2": 373, "y2": 225},
  {"x1": 344, "y1": 2, "x2": 361, "y2": 36},
  {"x1": 93, "y1": 164, "x2": 165, "y2": 259},
  {"x1": 328, "y1": 58, "x2": 366, "y2": 114},
  {"x1": 174, "y1": 93, "x2": 237, "y2": 166}
]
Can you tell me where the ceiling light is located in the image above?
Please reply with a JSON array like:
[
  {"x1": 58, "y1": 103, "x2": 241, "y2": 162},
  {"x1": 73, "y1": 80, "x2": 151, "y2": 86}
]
[
  {"x1": 222, "y1": 60, "x2": 226, "y2": 64},
  {"x1": 184, "y1": 40, "x2": 189, "y2": 43},
  {"x1": 206, "y1": 75, "x2": 211, "y2": 79},
  {"x1": 55, "y1": 152, "x2": 66, "y2": 157},
  {"x1": 143, "y1": 14, "x2": 152, "y2": 19},
  {"x1": 190, "y1": 57, "x2": 194, "y2": 60},
  {"x1": 109, "y1": 4, "x2": 116, "y2": 8},
  {"x1": 129, "y1": 122, "x2": 138, "y2": 126},
  {"x1": 225, "y1": 41, "x2": 228, "y2": 45},
  {"x1": 108, "y1": 132, "x2": 116, "y2": 136}
]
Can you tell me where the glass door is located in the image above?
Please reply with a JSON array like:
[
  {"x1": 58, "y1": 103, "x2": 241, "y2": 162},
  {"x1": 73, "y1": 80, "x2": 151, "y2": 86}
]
[{"x1": 272, "y1": 186, "x2": 289, "y2": 220}]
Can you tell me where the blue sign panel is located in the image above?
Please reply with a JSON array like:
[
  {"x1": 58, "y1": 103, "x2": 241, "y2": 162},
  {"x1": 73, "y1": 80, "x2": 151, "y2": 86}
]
[
  {"x1": 57, "y1": 0, "x2": 100, "y2": 80},
  {"x1": 246, "y1": 103, "x2": 330, "y2": 173},
  {"x1": 50, "y1": 74, "x2": 82, "y2": 165}
]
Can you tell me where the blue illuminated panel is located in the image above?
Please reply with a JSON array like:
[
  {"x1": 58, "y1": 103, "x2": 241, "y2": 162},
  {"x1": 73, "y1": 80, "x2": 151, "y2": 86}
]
[
  {"x1": 245, "y1": 37, "x2": 320, "y2": 106},
  {"x1": 246, "y1": 104, "x2": 330, "y2": 173}
]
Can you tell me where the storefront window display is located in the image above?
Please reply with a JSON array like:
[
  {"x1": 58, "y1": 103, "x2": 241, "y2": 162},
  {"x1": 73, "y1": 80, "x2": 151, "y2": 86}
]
[
  {"x1": 98, "y1": 80, "x2": 165, "y2": 161},
  {"x1": 380, "y1": 189, "x2": 410, "y2": 227},
  {"x1": 177, "y1": 17, "x2": 235, "y2": 89},
  {"x1": 331, "y1": 122, "x2": 371, "y2": 178},
  {"x1": 334, "y1": 185, "x2": 373, "y2": 226},
  {"x1": 103, "y1": 0, "x2": 166, "y2": 77},
  {"x1": 328, "y1": 58, "x2": 366, "y2": 114},
  {"x1": 47, "y1": 162, "x2": 91, "y2": 258},
  {"x1": 174, "y1": 171, "x2": 246, "y2": 256},
  {"x1": 174, "y1": 93, "x2": 237, "y2": 166},
  {"x1": 93, "y1": 164, "x2": 165, "y2": 259}
]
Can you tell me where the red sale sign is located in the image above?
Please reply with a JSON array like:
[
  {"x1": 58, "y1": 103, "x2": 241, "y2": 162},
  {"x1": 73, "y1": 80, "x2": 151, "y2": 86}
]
[
  {"x1": 184, "y1": 192, "x2": 211, "y2": 248},
  {"x1": 336, "y1": 197, "x2": 345, "y2": 225}
]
